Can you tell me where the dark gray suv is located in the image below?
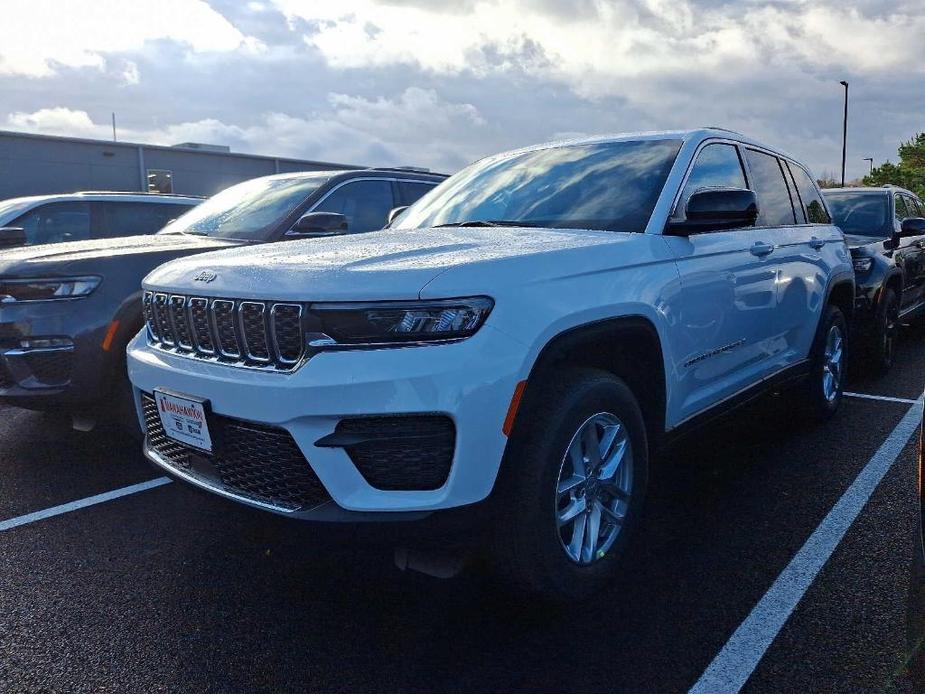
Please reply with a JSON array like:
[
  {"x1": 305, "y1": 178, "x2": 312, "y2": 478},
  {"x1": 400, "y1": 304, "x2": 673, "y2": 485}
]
[{"x1": 0, "y1": 168, "x2": 445, "y2": 429}]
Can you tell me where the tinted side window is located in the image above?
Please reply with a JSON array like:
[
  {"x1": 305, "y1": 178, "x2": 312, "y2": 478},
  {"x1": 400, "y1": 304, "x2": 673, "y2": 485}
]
[
  {"x1": 904, "y1": 196, "x2": 922, "y2": 218},
  {"x1": 101, "y1": 202, "x2": 194, "y2": 238},
  {"x1": 786, "y1": 162, "x2": 831, "y2": 224},
  {"x1": 894, "y1": 194, "x2": 910, "y2": 222},
  {"x1": 398, "y1": 181, "x2": 437, "y2": 206},
  {"x1": 314, "y1": 180, "x2": 395, "y2": 234},
  {"x1": 675, "y1": 144, "x2": 747, "y2": 219},
  {"x1": 10, "y1": 202, "x2": 91, "y2": 245},
  {"x1": 745, "y1": 150, "x2": 796, "y2": 226}
]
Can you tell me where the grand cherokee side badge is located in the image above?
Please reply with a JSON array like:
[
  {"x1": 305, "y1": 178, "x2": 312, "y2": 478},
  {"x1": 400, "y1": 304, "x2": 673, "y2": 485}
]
[{"x1": 193, "y1": 270, "x2": 217, "y2": 283}]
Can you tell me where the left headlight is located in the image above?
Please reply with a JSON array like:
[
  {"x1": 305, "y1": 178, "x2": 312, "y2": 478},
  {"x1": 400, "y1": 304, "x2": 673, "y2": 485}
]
[
  {"x1": 852, "y1": 257, "x2": 873, "y2": 274},
  {"x1": 0, "y1": 276, "x2": 102, "y2": 303},
  {"x1": 306, "y1": 296, "x2": 494, "y2": 347}
]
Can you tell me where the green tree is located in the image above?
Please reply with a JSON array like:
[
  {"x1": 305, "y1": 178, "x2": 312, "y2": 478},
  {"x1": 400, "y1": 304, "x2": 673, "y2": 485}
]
[{"x1": 863, "y1": 133, "x2": 925, "y2": 197}]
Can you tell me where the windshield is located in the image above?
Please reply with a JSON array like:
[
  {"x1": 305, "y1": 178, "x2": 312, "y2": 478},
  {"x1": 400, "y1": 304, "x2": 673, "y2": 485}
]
[
  {"x1": 824, "y1": 192, "x2": 891, "y2": 237},
  {"x1": 0, "y1": 198, "x2": 35, "y2": 225},
  {"x1": 158, "y1": 173, "x2": 332, "y2": 241},
  {"x1": 392, "y1": 139, "x2": 682, "y2": 233}
]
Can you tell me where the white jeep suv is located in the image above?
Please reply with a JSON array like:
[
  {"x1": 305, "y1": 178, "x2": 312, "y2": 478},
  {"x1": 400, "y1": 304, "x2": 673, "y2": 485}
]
[{"x1": 127, "y1": 129, "x2": 854, "y2": 598}]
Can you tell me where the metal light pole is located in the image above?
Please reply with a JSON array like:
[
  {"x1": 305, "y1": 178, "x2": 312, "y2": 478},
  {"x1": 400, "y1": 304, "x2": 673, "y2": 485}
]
[
  {"x1": 839, "y1": 81, "x2": 848, "y2": 186},
  {"x1": 863, "y1": 157, "x2": 873, "y2": 175}
]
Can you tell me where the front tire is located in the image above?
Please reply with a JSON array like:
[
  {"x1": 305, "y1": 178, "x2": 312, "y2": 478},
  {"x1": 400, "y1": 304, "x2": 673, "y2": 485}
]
[
  {"x1": 490, "y1": 368, "x2": 649, "y2": 600},
  {"x1": 870, "y1": 287, "x2": 899, "y2": 375}
]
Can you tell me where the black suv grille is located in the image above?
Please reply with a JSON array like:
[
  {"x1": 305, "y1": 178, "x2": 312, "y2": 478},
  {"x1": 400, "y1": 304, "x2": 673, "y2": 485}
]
[
  {"x1": 24, "y1": 351, "x2": 73, "y2": 386},
  {"x1": 142, "y1": 394, "x2": 331, "y2": 512},
  {"x1": 143, "y1": 291, "x2": 305, "y2": 370},
  {"x1": 334, "y1": 415, "x2": 455, "y2": 491}
]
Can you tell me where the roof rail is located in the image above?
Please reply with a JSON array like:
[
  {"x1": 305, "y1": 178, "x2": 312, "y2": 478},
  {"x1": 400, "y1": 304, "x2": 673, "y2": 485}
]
[
  {"x1": 702, "y1": 126, "x2": 745, "y2": 137},
  {"x1": 72, "y1": 191, "x2": 205, "y2": 198},
  {"x1": 369, "y1": 166, "x2": 448, "y2": 177}
]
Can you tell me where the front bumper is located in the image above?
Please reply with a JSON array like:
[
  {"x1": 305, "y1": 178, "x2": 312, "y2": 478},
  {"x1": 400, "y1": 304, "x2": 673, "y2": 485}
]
[
  {"x1": 0, "y1": 299, "x2": 93, "y2": 406},
  {"x1": 127, "y1": 325, "x2": 525, "y2": 517}
]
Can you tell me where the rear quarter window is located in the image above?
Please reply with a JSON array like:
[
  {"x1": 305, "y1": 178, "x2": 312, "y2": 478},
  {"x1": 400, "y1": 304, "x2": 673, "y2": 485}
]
[
  {"x1": 786, "y1": 163, "x2": 831, "y2": 224},
  {"x1": 744, "y1": 149, "x2": 797, "y2": 226}
]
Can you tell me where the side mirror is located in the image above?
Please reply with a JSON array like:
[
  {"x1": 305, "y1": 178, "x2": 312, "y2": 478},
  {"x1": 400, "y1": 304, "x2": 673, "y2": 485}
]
[
  {"x1": 386, "y1": 206, "x2": 409, "y2": 228},
  {"x1": 0, "y1": 227, "x2": 26, "y2": 249},
  {"x1": 666, "y1": 188, "x2": 759, "y2": 236},
  {"x1": 286, "y1": 212, "x2": 348, "y2": 238},
  {"x1": 900, "y1": 217, "x2": 925, "y2": 237}
]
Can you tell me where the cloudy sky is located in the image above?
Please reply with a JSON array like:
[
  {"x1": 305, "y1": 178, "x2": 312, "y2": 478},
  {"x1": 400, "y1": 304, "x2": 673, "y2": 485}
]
[{"x1": 2, "y1": 0, "x2": 923, "y2": 179}]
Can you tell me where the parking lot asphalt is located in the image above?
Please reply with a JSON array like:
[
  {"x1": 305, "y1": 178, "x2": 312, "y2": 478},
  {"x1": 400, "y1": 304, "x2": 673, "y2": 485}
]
[{"x1": 1, "y1": 332, "x2": 924, "y2": 693}]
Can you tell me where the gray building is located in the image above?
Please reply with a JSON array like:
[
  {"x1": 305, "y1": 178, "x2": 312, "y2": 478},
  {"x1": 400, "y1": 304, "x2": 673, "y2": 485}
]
[{"x1": 0, "y1": 129, "x2": 363, "y2": 200}]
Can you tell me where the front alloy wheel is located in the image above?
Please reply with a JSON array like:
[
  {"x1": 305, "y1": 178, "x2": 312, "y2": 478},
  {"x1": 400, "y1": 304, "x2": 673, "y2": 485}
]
[
  {"x1": 555, "y1": 413, "x2": 632, "y2": 564},
  {"x1": 490, "y1": 368, "x2": 648, "y2": 600}
]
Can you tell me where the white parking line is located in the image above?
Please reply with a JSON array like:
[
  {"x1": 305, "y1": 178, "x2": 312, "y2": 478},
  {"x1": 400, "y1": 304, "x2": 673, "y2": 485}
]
[
  {"x1": 844, "y1": 391, "x2": 919, "y2": 405},
  {"x1": 0, "y1": 477, "x2": 172, "y2": 532},
  {"x1": 689, "y1": 394, "x2": 924, "y2": 693}
]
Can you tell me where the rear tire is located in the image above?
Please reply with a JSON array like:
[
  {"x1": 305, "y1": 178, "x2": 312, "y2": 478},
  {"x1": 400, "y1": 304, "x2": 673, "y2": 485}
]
[
  {"x1": 490, "y1": 368, "x2": 649, "y2": 601},
  {"x1": 794, "y1": 304, "x2": 848, "y2": 421}
]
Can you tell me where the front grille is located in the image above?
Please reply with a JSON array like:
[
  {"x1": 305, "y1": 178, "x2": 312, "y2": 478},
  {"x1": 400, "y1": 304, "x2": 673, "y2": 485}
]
[
  {"x1": 24, "y1": 350, "x2": 73, "y2": 386},
  {"x1": 143, "y1": 291, "x2": 306, "y2": 370},
  {"x1": 142, "y1": 394, "x2": 331, "y2": 512},
  {"x1": 335, "y1": 415, "x2": 455, "y2": 491}
]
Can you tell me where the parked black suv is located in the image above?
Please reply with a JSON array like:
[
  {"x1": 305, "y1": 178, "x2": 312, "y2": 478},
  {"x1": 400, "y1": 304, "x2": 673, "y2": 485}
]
[
  {"x1": 0, "y1": 168, "x2": 445, "y2": 428},
  {"x1": 823, "y1": 186, "x2": 925, "y2": 373}
]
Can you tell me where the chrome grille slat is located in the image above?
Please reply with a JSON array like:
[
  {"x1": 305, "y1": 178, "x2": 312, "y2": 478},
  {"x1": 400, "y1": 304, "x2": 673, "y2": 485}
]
[
  {"x1": 188, "y1": 298, "x2": 215, "y2": 354},
  {"x1": 144, "y1": 292, "x2": 304, "y2": 372},
  {"x1": 270, "y1": 303, "x2": 304, "y2": 364},
  {"x1": 142, "y1": 291, "x2": 159, "y2": 340},
  {"x1": 239, "y1": 302, "x2": 271, "y2": 362},
  {"x1": 154, "y1": 293, "x2": 174, "y2": 346},
  {"x1": 212, "y1": 299, "x2": 240, "y2": 358},
  {"x1": 170, "y1": 295, "x2": 193, "y2": 350}
]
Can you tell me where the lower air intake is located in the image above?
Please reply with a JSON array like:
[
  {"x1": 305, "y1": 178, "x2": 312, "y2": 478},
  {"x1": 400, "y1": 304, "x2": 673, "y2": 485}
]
[{"x1": 142, "y1": 394, "x2": 331, "y2": 512}]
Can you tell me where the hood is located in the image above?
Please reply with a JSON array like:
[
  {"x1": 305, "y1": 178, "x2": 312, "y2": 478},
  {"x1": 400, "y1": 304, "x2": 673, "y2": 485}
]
[
  {"x1": 843, "y1": 234, "x2": 888, "y2": 253},
  {"x1": 143, "y1": 226, "x2": 633, "y2": 301},
  {"x1": 0, "y1": 233, "x2": 239, "y2": 278}
]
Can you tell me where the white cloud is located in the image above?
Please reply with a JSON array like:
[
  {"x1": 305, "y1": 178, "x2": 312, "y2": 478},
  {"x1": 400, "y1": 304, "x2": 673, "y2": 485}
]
[
  {"x1": 5, "y1": 88, "x2": 487, "y2": 172},
  {"x1": 6, "y1": 108, "x2": 107, "y2": 138},
  {"x1": 277, "y1": 0, "x2": 925, "y2": 99},
  {"x1": 0, "y1": 0, "x2": 257, "y2": 77}
]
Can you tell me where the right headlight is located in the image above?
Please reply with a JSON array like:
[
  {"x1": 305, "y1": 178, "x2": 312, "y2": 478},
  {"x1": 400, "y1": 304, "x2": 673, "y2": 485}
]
[
  {"x1": 305, "y1": 296, "x2": 494, "y2": 347},
  {"x1": 0, "y1": 276, "x2": 101, "y2": 303},
  {"x1": 852, "y1": 257, "x2": 873, "y2": 274}
]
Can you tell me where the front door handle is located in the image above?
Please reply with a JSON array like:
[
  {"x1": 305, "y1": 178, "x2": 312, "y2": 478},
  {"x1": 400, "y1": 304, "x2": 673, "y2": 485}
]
[
  {"x1": 750, "y1": 241, "x2": 775, "y2": 257},
  {"x1": 809, "y1": 237, "x2": 826, "y2": 250}
]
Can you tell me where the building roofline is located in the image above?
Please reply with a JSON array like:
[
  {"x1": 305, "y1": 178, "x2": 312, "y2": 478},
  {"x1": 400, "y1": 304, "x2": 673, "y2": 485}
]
[{"x1": 0, "y1": 128, "x2": 365, "y2": 170}]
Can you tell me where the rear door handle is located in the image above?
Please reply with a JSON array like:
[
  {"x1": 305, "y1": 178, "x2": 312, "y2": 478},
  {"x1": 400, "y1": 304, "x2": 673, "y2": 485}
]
[
  {"x1": 809, "y1": 237, "x2": 826, "y2": 250},
  {"x1": 750, "y1": 241, "x2": 775, "y2": 257}
]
